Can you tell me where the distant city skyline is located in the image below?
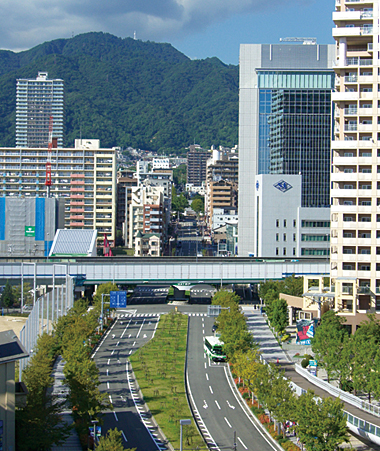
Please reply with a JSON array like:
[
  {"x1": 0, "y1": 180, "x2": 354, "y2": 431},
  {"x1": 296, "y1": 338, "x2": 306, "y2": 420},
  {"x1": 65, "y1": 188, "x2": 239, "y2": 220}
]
[{"x1": 3, "y1": 0, "x2": 334, "y2": 65}]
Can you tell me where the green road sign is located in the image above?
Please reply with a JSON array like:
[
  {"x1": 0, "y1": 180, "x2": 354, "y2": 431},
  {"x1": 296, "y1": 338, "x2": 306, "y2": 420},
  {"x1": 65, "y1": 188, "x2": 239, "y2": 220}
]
[{"x1": 25, "y1": 226, "x2": 35, "y2": 237}]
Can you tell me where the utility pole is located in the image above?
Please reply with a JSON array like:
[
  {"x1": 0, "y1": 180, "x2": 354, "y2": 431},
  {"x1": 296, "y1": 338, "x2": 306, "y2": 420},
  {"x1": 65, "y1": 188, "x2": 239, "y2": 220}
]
[{"x1": 233, "y1": 431, "x2": 237, "y2": 451}]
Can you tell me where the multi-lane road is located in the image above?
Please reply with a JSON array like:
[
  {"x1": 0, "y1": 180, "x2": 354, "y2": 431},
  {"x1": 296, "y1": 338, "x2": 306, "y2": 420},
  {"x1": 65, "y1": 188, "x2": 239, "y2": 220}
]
[
  {"x1": 92, "y1": 309, "x2": 168, "y2": 450},
  {"x1": 93, "y1": 305, "x2": 278, "y2": 451},
  {"x1": 187, "y1": 313, "x2": 279, "y2": 451}
]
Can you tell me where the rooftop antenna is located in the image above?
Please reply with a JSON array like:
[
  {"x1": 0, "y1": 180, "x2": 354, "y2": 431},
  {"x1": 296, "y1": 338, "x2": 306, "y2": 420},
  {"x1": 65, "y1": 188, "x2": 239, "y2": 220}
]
[{"x1": 134, "y1": 31, "x2": 137, "y2": 40}]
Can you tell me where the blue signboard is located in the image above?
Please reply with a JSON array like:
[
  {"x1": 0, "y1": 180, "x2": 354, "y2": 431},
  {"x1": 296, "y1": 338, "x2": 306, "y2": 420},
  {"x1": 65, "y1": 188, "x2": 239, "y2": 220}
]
[{"x1": 110, "y1": 291, "x2": 127, "y2": 308}]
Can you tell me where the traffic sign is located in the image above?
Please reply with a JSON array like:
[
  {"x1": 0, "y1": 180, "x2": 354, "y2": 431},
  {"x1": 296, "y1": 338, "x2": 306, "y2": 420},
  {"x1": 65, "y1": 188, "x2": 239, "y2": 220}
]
[
  {"x1": 207, "y1": 305, "x2": 221, "y2": 317},
  {"x1": 110, "y1": 291, "x2": 127, "y2": 308}
]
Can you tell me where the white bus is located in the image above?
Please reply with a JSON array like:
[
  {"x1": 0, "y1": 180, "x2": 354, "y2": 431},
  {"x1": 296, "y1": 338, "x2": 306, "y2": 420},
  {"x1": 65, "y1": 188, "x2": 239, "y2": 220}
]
[{"x1": 204, "y1": 336, "x2": 226, "y2": 362}]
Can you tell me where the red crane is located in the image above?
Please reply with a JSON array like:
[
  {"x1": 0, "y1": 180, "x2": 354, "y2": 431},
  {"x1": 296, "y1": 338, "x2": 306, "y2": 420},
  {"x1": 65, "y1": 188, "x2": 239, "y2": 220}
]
[{"x1": 45, "y1": 116, "x2": 53, "y2": 197}]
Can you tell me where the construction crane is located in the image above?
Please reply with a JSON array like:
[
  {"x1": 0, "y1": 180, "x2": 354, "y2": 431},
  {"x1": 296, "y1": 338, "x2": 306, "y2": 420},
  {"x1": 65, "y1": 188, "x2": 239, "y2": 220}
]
[
  {"x1": 45, "y1": 116, "x2": 53, "y2": 197},
  {"x1": 280, "y1": 37, "x2": 317, "y2": 45}
]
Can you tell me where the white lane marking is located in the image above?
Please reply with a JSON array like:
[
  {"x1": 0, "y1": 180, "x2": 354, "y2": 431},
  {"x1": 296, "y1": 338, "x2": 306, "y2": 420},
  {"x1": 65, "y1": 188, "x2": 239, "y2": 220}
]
[
  {"x1": 107, "y1": 359, "x2": 110, "y2": 365},
  {"x1": 224, "y1": 417, "x2": 232, "y2": 428},
  {"x1": 109, "y1": 395, "x2": 113, "y2": 404},
  {"x1": 204, "y1": 353, "x2": 206, "y2": 359},
  {"x1": 107, "y1": 382, "x2": 110, "y2": 389},
  {"x1": 120, "y1": 319, "x2": 132, "y2": 339},
  {"x1": 113, "y1": 411, "x2": 119, "y2": 421},
  {"x1": 132, "y1": 341, "x2": 136, "y2": 347},
  {"x1": 121, "y1": 430, "x2": 127, "y2": 442},
  {"x1": 129, "y1": 349, "x2": 133, "y2": 355},
  {"x1": 238, "y1": 437, "x2": 248, "y2": 450},
  {"x1": 202, "y1": 329, "x2": 205, "y2": 334},
  {"x1": 136, "y1": 319, "x2": 145, "y2": 338},
  {"x1": 204, "y1": 362, "x2": 207, "y2": 369},
  {"x1": 224, "y1": 366, "x2": 278, "y2": 451},
  {"x1": 209, "y1": 386, "x2": 213, "y2": 394},
  {"x1": 128, "y1": 334, "x2": 132, "y2": 338},
  {"x1": 215, "y1": 400, "x2": 221, "y2": 410},
  {"x1": 91, "y1": 319, "x2": 117, "y2": 358},
  {"x1": 152, "y1": 317, "x2": 159, "y2": 338},
  {"x1": 206, "y1": 373, "x2": 209, "y2": 381},
  {"x1": 116, "y1": 341, "x2": 120, "y2": 346},
  {"x1": 106, "y1": 369, "x2": 109, "y2": 376},
  {"x1": 203, "y1": 400, "x2": 208, "y2": 409},
  {"x1": 227, "y1": 400, "x2": 235, "y2": 409},
  {"x1": 111, "y1": 350, "x2": 115, "y2": 355},
  {"x1": 143, "y1": 334, "x2": 147, "y2": 338}
]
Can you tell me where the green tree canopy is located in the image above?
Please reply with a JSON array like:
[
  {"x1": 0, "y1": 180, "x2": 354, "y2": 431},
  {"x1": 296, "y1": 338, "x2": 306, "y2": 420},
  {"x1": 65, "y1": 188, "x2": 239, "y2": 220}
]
[
  {"x1": 191, "y1": 197, "x2": 204, "y2": 214},
  {"x1": 1, "y1": 280, "x2": 15, "y2": 312}
]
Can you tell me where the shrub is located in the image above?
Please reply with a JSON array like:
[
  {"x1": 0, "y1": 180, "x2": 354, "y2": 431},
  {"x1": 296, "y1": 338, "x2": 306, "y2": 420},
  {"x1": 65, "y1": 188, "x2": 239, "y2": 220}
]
[
  {"x1": 231, "y1": 372, "x2": 237, "y2": 379},
  {"x1": 281, "y1": 334, "x2": 290, "y2": 342},
  {"x1": 242, "y1": 392, "x2": 250, "y2": 399},
  {"x1": 301, "y1": 358, "x2": 309, "y2": 368}
]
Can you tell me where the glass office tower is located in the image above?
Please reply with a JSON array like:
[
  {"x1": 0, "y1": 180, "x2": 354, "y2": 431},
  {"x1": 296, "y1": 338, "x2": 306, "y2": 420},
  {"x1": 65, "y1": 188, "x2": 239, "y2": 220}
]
[{"x1": 238, "y1": 43, "x2": 335, "y2": 256}]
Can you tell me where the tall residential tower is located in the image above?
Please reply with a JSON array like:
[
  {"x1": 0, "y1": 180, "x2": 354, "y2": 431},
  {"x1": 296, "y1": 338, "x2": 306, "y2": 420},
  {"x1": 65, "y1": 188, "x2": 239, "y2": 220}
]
[
  {"x1": 331, "y1": 0, "x2": 380, "y2": 325},
  {"x1": 16, "y1": 72, "x2": 64, "y2": 148}
]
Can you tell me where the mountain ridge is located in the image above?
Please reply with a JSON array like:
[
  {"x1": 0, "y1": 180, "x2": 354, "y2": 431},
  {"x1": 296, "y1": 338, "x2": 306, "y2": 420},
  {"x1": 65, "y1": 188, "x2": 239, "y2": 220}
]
[{"x1": 0, "y1": 32, "x2": 238, "y2": 153}]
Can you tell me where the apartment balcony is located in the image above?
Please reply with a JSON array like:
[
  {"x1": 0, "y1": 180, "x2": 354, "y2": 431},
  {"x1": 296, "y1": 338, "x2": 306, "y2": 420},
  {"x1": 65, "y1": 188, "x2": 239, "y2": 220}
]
[
  {"x1": 333, "y1": 11, "x2": 362, "y2": 21},
  {"x1": 331, "y1": 172, "x2": 358, "y2": 182},
  {"x1": 332, "y1": 27, "x2": 372, "y2": 38},
  {"x1": 360, "y1": 91, "x2": 374, "y2": 100},
  {"x1": 332, "y1": 139, "x2": 373, "y2": 149},
  {"x1": 332, "y1": 91, "x2": 359, "y2": 102},
  {"x1": 331, "y1": 188, "x2": 358, "y2": 197},
  {"x1": 341, "y1": 221, "x2": 359, "y2": 229},
  {"x1": 70, "y1": 215, "x2": 84, "y2": 220},
  {"x1": 70, "y1": 222, "x2": 85, "y2": 227}
]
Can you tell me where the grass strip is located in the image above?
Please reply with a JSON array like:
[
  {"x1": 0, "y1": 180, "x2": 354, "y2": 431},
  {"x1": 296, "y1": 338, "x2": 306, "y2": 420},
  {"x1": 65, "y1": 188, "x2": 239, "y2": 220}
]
[{"x1": 130, "y1": 311, "x2": 204, "y2": 450}]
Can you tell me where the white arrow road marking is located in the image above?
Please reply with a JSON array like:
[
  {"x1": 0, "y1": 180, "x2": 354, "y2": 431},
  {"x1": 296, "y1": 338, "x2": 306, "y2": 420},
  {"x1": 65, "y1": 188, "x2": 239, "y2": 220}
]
[
  {"x1": 111, "y1": 350, "x2": 115, "y2": 355},
  {"x1": 227, "y1": 400, "x2": 235, "y2": 409},
  {"x1": 132, "y1": 341, "x2": 136, "y2": 347},
  {"x1": 215, "y1": 400, "x2": 221, "y2": 410},
  {"x1": 203, "y1": 400, "x2": 208, "y2": 409},
  {"x1": 129, "y1": 350, "x2": 133, "y2": 355},
  {"x1": 107, "y1": 359, "x2": 110, "y2": 365},
  {"x1": 107, "y1": 382, "x2": 110, "y2": 389},
  {"x1": 143, "y1": 334, "x2": 147, "y2": 338},
  {"x1": 238, "y1": 437, "x2": 247, "y2": 449},
  {"x1": 224, "y1": 417, "x2": 232, "y2": 428}
]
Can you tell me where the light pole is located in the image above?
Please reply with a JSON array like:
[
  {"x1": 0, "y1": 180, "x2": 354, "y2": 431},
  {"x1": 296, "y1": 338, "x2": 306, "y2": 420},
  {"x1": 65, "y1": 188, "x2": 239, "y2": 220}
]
[
  {"x1": 91, "y1": 419, "x2": 99, "y2": 450},
  {"x1": 180, "y1": 419, "x2": 191, "y2": 451}
]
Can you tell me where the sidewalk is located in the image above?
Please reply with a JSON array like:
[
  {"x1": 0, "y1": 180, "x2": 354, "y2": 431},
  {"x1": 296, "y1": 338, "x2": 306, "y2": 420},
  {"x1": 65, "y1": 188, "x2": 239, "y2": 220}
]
[
  {"x1": 49, "y1": 356, "x2": 82, "y2": 451},
  {"x1": 241, "y1": 307, "x2": 380, "y2": 451}
]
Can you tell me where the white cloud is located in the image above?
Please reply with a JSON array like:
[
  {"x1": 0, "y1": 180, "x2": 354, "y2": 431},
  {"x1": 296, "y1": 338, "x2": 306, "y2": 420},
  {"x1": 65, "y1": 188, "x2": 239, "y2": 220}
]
[{"x1": 0, "y1": 0, "x2": 311, "y2": 51}]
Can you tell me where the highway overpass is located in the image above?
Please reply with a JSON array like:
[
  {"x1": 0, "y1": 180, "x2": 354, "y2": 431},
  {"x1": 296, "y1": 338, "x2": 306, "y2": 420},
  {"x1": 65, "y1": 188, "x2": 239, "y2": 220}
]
[{"x1": 0, "y1": 257, "x2": 329, "y2": 286}]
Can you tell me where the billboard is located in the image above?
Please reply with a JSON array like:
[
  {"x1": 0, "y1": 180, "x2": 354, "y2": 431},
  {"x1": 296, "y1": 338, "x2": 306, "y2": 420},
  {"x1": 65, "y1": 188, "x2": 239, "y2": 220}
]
[{"x1": 296, "y1": 319, "x2": 318, "y2": 345}]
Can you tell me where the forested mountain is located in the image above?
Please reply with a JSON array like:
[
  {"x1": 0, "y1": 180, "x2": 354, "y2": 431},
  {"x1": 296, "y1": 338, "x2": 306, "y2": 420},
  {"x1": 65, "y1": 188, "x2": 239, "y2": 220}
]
[{"x1": 0, "y1": 32, "x2": 238, "y2": 153}]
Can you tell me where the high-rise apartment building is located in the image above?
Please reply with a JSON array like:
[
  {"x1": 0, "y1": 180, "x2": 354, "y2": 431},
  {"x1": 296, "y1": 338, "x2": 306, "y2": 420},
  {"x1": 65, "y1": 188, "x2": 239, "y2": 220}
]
[
  {"x1": 238, "y1": 43, "x2": 335, "y2": 256},
  {"x1": 187, "y1": 145, "x2": 210, "y2": 186},
  {"x1": 16, "y1": 72, "x2": 64, "y2": 148},
  {"x1": 331, "y1": 0, "x2": 380, "y2": 326},
  {"x1": 0, "y1": 140, "x2": 117, "y2": 245}
]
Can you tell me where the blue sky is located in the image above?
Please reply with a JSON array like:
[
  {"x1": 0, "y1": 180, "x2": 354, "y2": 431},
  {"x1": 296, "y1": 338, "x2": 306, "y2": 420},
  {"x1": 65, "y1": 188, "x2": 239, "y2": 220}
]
[
  {"x1": 2, "y1": 0, "x2": 335, "y2": 66},
  {"x1": 170, "y1": 0, "x2": 335, "y2": 64}
]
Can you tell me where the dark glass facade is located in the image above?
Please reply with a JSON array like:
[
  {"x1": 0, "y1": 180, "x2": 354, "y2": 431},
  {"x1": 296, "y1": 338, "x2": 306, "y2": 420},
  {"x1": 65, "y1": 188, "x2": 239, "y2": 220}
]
[{"x1": 257, "y1": 71, "x2": 334, "y2": 208}]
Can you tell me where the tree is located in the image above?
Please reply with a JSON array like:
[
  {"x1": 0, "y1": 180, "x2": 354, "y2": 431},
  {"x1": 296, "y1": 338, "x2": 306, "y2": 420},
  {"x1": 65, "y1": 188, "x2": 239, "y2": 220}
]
[
  {"x1": 93, "y1": 282, "x2": 119, "y2": 307},
  {"x1": 311, "y1": 310, "x2": 349, "y2": 382},
  {"x1": 282, "y1": 275, "x2": 303, "y2": 297},
  {"x1": 295, "y1": 390, "x2": 349, "y2": 451},
  {"x1": 270, "y1": 298, "x2": 288, "y2": 335},
  {"x1": 16, "y1": 333, "x2": 70, "y2": 451},
  {"x1": 1, "y1": 280, "x2": 15, "y2": 313},
  {"x1": 95, "y1": 428, "x2": 136, "y2": 451},
  {"x1": 191, "y1": 197, "x2": 204, "y2": 214},
  {"x1": 172, "y1": 192, "x2": 188, "y2": 214},
  {"x1": 12, "y1": 282, "x2": 33, "y2": 308}
]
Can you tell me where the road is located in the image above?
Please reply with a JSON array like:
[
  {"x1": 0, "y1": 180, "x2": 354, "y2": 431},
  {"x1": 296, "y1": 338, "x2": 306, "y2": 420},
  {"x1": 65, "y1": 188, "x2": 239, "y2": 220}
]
[
  {"x1": 187, "y1": 314, "x2": 279, "y2": 451},
  {"x1": 92, "y1": 310, "x2": 167, "y2": 450}
]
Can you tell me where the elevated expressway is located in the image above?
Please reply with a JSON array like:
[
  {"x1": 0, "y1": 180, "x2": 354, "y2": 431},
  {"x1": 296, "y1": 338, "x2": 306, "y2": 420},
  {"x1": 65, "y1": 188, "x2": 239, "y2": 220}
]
[{"x1": 0, "y1": 257, "x2": 329, "y2": 286}]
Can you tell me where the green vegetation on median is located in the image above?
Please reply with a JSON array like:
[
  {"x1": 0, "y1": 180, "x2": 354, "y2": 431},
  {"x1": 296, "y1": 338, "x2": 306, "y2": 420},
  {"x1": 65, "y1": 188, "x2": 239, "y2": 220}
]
[{"x1": 129, "y1": 311, "x2": 204, "y2": 450}]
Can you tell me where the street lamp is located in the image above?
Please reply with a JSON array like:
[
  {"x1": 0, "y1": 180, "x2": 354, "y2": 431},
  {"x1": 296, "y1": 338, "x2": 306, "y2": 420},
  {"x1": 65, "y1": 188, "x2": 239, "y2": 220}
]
[
  {"x1": 91, "y1": 419, "x2": 99, "y2": 450},
  {"x1": 180, "y1": 419, "x2": 191, "y2": 451}
]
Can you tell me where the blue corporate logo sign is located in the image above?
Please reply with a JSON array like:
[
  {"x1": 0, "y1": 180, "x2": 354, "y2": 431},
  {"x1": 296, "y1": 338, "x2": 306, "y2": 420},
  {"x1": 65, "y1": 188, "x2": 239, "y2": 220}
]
[
  {"x1": 110, "y1": 291, "x2": 127, "y2": 308},
  {"x1": 273, "y1": 180, "x2": 293, "y2": 193},
  {"x1": 256, "y1": 180, "x2": 260, "y2": 191}
]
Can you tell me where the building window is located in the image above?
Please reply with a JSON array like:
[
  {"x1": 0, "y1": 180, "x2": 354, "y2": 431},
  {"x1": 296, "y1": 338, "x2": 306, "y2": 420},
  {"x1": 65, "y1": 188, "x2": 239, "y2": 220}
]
[
  {"x1": 276, "y1": 219, "x2": 279, "y2": 228},
  {"x1": 284, "y1": 219, "x2": 287, "y2": 228},
  {"x1": 276, "y1": 247, "x2": 279, "y2": 256},
  {"x1": 293, "y1": 233, "x2": 296, "y2": 242},
  {"x1": 283, "y1": 233, "x2": 287, "y2": 241},
  {"x1": 293, "y1": 220, "x2": 296, "y2": 228},
  {"x1": 283, "y1": 248, "x2": 287, "y2": 256},
  {"x1": 343, "y1": 264, "x2": 353, "y2": 270},
  {"x1": 293, "y1": 248, "x2": 296, "y2": 256},
  {"x1": 276, "y1": 233, "x2": 279, "y2": 242}
]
